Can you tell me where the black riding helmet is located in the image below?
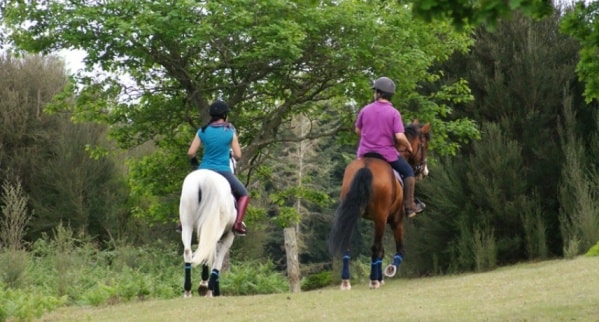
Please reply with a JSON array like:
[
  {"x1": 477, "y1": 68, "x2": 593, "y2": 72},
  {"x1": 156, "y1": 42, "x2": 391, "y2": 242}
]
[{"x1": 209, "y1": 100, "x2": 230, "y2": 117}]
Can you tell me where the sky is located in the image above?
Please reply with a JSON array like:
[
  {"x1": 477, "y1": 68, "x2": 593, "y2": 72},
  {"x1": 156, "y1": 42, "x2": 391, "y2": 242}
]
[{"x1": 56, "y1": 48, "x2": 86, "y2": 74}]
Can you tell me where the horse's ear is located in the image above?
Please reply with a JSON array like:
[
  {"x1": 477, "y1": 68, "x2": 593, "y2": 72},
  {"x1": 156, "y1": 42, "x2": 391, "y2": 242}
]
[
  {"x1": 412, "y1": 119, "x2": 419, "y2": 125},
  {"x1": 422, "y1": 122, "x2": 431, "y2": 133}
]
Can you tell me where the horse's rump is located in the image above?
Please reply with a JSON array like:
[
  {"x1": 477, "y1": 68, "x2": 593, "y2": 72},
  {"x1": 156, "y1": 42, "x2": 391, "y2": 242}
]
[
  {"x1": 179, "y1": 169, "x2": 236, "y2": 267},
  {"x1": 328, "y1": 158, "x2": 403, "y2": 256},
  {"x1": 341, "y1": 158, "x2": 402, "y2": 214}
]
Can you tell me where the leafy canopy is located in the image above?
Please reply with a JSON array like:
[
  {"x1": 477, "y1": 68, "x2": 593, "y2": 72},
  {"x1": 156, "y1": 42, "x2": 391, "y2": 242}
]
[
  {"x1": 409, "y1": 0, "x2": 554, "y2": 29},
  {"x1": 3, "y1": 0, "x2": 479, "y2": 222},
  {"x1": 561, "y1": 2, "x2": 599, "y2": 103}
]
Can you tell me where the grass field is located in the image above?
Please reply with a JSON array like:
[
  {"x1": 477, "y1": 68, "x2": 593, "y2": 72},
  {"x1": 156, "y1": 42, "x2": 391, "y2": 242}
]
[{"x1": 36, "y1": 256, "x2": 599, "y2": 322}]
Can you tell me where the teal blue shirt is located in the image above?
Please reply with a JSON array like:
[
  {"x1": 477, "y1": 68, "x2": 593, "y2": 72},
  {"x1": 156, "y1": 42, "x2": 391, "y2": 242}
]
[{"x1": 197, "y1": 123, "x2": 235, "y2": 172}]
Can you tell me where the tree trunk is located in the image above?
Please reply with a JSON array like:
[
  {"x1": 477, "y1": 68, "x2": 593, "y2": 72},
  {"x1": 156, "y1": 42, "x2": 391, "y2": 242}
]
[{"x1": 284, "y1": 226, "x2": 301, "y2": 293}]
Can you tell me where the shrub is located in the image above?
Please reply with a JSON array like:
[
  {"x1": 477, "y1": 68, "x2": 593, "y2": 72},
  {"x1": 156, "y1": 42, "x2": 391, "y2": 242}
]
[
  {"x1": 0, "y1": 179, "x2": 33, "y2": 251},
  {"x1": 301, "y1": 270, "x2": 332, "y2": 291},
  {"x1": 0, "y1": 281, "x2": 66, "y2": 321},
  {"x1": 81, "y1": 283, "x2": 118, "y2": 306},
  {"x1": 563, "y1": 238, "x2": 580, "y2": 259},
  {"x1": 473, "y1": 227, "x2": 497, "y2": 272},
  {"x1": 0, "y1": 249, "x2": 30, "y2": 288},
  {"x1": 222, "y1": 260, "x2": 288, "y2": 295},
  {"x1": 585, "y1": 241, "x2": 599, "y2": 257},
  {"x1": 1, "y1": 233, "x2": 294, "y2": 316}
]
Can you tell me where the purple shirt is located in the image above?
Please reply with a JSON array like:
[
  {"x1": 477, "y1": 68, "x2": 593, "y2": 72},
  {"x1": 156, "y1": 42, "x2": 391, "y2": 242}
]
[{"x1": 355, "y1": 100, "x2": 404, "y2": 162}]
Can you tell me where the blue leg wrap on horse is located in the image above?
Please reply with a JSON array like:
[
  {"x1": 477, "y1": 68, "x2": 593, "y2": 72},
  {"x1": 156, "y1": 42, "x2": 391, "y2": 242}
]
[
  {"x1": 370, "y1": 259, "x2": 383, "y2": 281},
  {"x1": 210, "y1": 269, "x2": 221, "y2": 296},
  {"x1": 208, "y1": 269, "x2": 219, "y2": 290},
  {"x1": 393, "y1": 254, "x2": 403, "y2": 267},
  {"x1": 342, "y1": 254, "x2": 350, "y2": 280}
]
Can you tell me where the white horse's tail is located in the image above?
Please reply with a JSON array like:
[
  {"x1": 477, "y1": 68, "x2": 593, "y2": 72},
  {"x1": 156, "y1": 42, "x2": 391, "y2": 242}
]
[{"x1": 180, "y1": 169, "x2": 235, "y2": 268}]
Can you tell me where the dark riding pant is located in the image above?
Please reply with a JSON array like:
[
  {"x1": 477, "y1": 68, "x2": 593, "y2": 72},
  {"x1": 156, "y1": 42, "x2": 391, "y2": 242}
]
[
  {"x1": 215, "y1": 171, "x2": 248, "y2": 199},
  {"x1": 388, "y1": 157, "x2": 414, "y2": 179}
]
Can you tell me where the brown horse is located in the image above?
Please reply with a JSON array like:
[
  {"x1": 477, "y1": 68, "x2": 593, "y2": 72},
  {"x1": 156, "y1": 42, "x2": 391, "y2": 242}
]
[{"x1": 328, "y1": 120, "x2": 431, "y2": 290}]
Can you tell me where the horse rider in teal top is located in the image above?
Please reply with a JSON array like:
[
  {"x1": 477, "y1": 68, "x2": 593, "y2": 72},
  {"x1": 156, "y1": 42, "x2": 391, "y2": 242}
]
[{"x1": 187, "y1": 100, "x2": 250, "y2": 236}]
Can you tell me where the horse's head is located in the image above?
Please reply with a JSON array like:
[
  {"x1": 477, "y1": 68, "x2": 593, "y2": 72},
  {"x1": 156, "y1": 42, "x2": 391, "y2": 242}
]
[{"x1": 402, "y1": 119, "x2": 431, "y2": 178}]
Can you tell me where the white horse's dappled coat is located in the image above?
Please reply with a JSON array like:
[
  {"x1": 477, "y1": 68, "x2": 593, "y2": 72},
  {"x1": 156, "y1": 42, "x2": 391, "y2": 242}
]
[{"x1": 179, "y1": 169, "x2": 236, "y2": 269}]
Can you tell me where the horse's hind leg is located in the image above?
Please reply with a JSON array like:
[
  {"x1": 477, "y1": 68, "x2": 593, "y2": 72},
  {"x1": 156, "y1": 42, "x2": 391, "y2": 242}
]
[
  {"x1": 369, "y1": 220, "x2": 385, "y2": 289},
  {"x1": 206, "y1": 231, "x2": 235, "y2": 297},
  {"x1": 369, "y1": 255, "x2": 383, "y2": 289},
  {"x1": 183, "y1": 263, "x2": 192, "y2": 298},
  {"x1": 340, "y1": 252, "x2": 351, "y2": 290},
  {"x1": 207, "y1": 268, "x2": 220, "y2": 297},
  {"x1": 181, "y1": 224, "x2": 194, "y2": 298},
  {"x1": 198, "y1": 265, "x2": 209, "y2": 296},
  {"x1": 384, "y1": 221, "x2": 405, "y2": 278}
]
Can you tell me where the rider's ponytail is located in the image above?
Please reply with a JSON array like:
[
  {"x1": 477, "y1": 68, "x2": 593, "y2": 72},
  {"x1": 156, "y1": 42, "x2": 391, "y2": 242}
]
[{"x1": 201, "y1": 115, "x2": 225, "y2": 132}]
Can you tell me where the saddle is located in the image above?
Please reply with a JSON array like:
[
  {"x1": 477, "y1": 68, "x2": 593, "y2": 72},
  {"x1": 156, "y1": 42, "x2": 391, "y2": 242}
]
[
  {"x1": 361, "y1": 153, "x2": 425, "y2": 208},
  {"x1": 362, "y1": 152, "x2": 404, "y2": 187}
]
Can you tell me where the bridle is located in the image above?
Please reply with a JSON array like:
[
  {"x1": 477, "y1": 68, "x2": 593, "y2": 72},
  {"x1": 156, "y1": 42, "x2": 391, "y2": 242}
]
[
  {"x1": 410, "y1": 137, "x2": 427, "y2": 177},
  {"x1": 400, "y1": 129, "x2": 428, "y2": 177}
]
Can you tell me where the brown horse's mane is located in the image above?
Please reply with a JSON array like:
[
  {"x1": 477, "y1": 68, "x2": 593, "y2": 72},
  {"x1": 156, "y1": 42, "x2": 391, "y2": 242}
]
[{"x1": 405, "y1": 123, "x2": 431, "y2": 141}]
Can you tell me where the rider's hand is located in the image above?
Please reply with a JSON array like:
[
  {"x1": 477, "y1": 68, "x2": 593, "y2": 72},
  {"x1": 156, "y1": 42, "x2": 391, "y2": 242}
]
[{"x1": 190, "y1": 157, "x2": 199, "y2": 169}]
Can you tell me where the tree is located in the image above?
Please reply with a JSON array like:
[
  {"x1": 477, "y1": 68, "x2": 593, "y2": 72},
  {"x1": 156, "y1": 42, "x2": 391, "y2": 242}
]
[
  {"x1": 407, "y1": 10, "x2": 591, "y2": 273},
  {"x1": 260, "y1": 114, "x2": 333, "y2": 292},
  {"x1": 445, "y1": 10, "x2": 581, "y2": 254},
  {"x1": 3, "y1": 1, "x2": 478, "y2": 224},
  {"x1": 412, "y1": 123, "x2": 534, "y2": 272},
  {"x1": 0, "y1": 54, "x2": 131, "y2": 242},
  {"x1": 409, "y1": 0, "x2": 554, "y2": 29},
  {"x1": 408, "y1": 0, "x2": 599, "y2": 104},
  {"x1": 561, "y1": 1, "x2": 599, "y2": 102},
  {"x1": 558, "y1": 101, "x2": 599, "y2": 256}
]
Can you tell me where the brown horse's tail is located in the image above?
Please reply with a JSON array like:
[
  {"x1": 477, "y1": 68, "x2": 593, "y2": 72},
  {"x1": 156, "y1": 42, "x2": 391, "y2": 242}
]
[{"x1": 328, "y1": 167, "x2": 372, "y2": 257}]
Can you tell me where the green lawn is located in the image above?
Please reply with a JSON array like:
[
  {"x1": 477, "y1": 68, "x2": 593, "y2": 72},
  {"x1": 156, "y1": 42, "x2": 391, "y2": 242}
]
[{"x1": 37, "y1": 256, "x2": 599, "y2": 322}]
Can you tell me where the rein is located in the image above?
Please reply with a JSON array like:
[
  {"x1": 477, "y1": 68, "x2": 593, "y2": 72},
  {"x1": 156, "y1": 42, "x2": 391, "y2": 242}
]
[
  {"x1": 400, "y1": 131, "x2": 427, "y2": 176},
  {"x1": 411, "y1": 139, "x2": 427, "y2": 176}
]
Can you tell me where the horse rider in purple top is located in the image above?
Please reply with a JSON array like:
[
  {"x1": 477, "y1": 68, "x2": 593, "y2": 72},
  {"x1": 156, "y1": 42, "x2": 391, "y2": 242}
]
[{"x1": 355, "y1": 76, "x2": 425, "y2": 218}]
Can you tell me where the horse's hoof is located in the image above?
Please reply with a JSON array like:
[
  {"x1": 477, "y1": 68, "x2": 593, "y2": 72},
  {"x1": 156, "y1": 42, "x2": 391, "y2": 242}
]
[
  {"x1": 198, "y1": 280, "x2": 209, "y2": 296},
  {"x1": 183, "y1": 291, "x2": 192, "y2": 298},
  {"x1": 205, "y1": 290, "x2": 213, "y2": 297},
  {"x1": 384, "y1": 264, "x2": 397, "y2": 277},
  {"x1": 340, "y1": 279, "x2": 352, "y2": 290},
  {"x1": 369, "y1": 280, "x2": 381, "y2": 289}
]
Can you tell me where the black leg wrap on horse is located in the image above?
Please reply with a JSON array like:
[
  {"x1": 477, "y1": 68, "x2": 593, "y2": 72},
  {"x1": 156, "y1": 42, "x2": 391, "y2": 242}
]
[
  {"x1": 184, "y1": 263, "x2": 192, "y2": 292},
  {"x1": 209, "y1": 269, "x2": 220, "y2": 296},
  {"x1": 201, "y1": 265, "x2": 209, "y2": 281}
]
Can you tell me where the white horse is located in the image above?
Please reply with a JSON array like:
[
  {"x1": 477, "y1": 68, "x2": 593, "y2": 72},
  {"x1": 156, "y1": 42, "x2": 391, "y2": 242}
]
[{"x1": 180, "y1": 169, "x2": 236, "y2": 298}]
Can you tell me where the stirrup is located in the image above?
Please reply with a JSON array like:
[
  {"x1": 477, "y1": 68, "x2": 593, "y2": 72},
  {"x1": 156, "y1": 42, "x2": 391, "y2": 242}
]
[
  {"x1": 407, "y1": 202, "x2": 426, "y2": 218},
  {"x1": 233, "y1": 222, "x2": 247, "y2": 236},
  {"x1": 406, "y1": 208, "x2": 417, "y2": 218}
]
